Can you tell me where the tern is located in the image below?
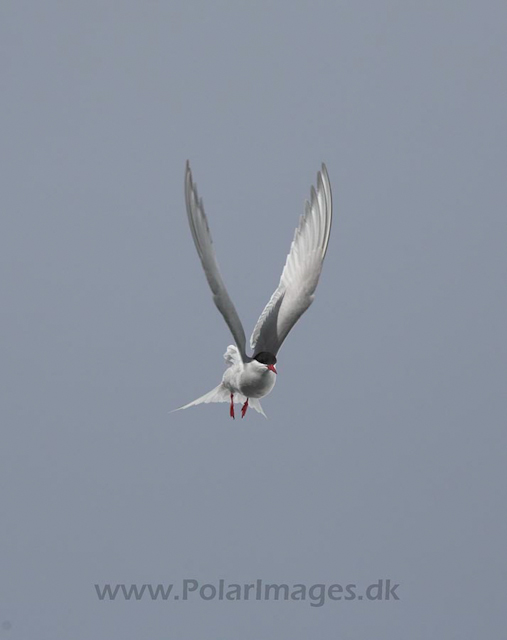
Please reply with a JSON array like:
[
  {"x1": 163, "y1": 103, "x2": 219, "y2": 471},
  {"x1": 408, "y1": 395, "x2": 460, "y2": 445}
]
[{"x1": 175, "y1": 161, "x2": 333, "y2": 418}]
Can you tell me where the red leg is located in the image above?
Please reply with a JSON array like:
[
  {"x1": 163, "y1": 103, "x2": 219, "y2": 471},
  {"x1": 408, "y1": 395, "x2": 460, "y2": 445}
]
[
  {"x1": 241, "y1": 398, "x2": 249, "y2": 418},
  {"x1": 229, "y1": 394, "x2": 235, "y2": 419}
]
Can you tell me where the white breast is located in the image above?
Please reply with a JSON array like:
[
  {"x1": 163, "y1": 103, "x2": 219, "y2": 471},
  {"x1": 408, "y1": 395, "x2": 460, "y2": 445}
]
[{"x1": 238, "y1": 365, "x2": 277, "y2": 399}]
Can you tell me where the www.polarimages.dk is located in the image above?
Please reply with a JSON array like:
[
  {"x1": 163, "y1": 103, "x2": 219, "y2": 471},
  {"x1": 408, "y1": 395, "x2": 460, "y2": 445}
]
[{"x1": 95, "y1": 579, "x2": 400, "y2": 607}]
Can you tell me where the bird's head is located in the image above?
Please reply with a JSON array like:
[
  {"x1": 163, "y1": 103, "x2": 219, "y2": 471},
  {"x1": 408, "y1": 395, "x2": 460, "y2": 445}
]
[{"x1": 253, "y1": 351, "x2": 277, "y2": 374}]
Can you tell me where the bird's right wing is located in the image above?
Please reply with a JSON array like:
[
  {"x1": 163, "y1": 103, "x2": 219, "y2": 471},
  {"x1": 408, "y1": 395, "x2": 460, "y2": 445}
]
[
  {"x1": 250, "y1": 164, "x2": 332, "y2": 356},
  {"x1": 184, "y1": 161, "x2": 248, "y2": 362}
]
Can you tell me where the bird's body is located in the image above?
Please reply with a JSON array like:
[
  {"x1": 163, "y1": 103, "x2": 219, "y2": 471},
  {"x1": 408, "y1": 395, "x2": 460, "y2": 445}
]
[
  {"x1": 174, "y1": 161, "x2": 333, "y2": 418},
  {"x1": 228, "y1": 360, "x2": 277, "y2": 400},
  {"x1": 223, "y1": 346, "x2": 277, "y2": 399},
  {"x1": 176, "y1": 345, "x2": 276, "y2": 418}
]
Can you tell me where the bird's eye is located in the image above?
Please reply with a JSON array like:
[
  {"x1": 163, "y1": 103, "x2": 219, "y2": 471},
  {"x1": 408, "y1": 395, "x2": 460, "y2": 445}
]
[{"x1": 254, "y1": 351, "x2": 277, "y2": 365}]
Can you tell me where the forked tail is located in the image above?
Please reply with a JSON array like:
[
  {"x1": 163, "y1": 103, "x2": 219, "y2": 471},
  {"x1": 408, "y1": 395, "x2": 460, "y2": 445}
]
[
  {"x1": 172, "y1": 383, "x2": 266, "y2": 417},
  {"x1": 172, "y1": 384, "x2": 229, "y2": 412}
]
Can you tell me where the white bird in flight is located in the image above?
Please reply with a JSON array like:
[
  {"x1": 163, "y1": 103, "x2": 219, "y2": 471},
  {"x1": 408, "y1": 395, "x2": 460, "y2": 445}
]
[{"x1": 175, "y1": 161, "x2": 333, "y2": 418}]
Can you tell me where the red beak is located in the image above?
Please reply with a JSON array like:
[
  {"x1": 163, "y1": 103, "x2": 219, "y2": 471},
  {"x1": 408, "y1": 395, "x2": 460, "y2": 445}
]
[{"x1": 267, "y1": 364, "x2": 277, "y2": 374}]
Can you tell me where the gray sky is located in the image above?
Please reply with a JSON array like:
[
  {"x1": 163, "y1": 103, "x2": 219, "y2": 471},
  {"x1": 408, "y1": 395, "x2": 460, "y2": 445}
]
[{"x1": 1, "y1": 1, "x2": 506, "y2": 638}]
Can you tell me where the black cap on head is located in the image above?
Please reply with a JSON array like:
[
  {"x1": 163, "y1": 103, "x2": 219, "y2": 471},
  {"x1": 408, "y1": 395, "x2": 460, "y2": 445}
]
[{"x1": 254, "y1": 352, "x2": 277, "y2": 365}]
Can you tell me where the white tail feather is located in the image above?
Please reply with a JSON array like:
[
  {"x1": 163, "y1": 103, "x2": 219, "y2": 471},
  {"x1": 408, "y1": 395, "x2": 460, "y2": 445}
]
[
  {"x1": 248, "y1": 398, "x2": 267, "y2": 418},
  {"x1": 172, "y1": 384, "x2": 229, "y2": 412},
  {"x1": 173, "y1": 382, "x2": 267, "y2": 417}
]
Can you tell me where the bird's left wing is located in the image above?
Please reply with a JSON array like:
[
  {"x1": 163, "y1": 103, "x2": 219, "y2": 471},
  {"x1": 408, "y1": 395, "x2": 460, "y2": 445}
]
[
  {"x1": 250, "y1": 164, "x2": 332, "y2": 356},
  {"x1": 185, "y1": 161, "x2": 248, "y2": 361}
]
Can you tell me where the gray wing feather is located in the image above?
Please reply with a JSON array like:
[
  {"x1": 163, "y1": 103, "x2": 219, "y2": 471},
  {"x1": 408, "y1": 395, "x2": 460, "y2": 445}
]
[
  {"x1": 250, "y1": 164, "x2": 332, "y2": 355},
  {"x1": 185, "y1": 162, "x2": 248, "y2": 361}
]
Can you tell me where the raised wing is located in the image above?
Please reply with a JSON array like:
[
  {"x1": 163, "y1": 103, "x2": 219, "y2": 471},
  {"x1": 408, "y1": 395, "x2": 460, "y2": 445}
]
[
  {"x1": 185, "y1": 161, "x2": 248, "y2": 361},
  {"x1": 250, "y1": 164, "x2": 332, "y2": 356}
]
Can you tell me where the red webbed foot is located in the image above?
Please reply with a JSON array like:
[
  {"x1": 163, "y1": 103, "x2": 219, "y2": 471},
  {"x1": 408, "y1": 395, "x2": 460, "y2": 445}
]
[
  {"x1": 241, "y1": 399, "x2": 249, "y2": 418},
  {"x1": 229, "y1": 394, "x2": 235, "y2": 419}
]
